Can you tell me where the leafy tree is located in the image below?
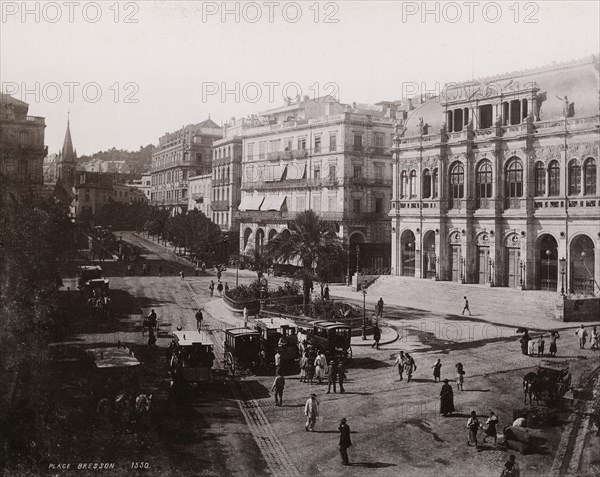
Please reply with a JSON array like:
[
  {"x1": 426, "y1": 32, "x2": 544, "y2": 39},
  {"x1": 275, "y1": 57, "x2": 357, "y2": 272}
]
[
  {"x1": 163, "y1": 210, "x2": 222, "y2": 263},
  {"x1": 264, "y1": 210, "x2": 345, "y2": 307},
  {"x1": 240, "y1": 245, "x2": 271, "y2": 281}
]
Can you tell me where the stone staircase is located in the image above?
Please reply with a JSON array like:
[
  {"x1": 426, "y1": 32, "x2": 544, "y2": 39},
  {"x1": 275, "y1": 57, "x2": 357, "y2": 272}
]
[{"x1": 367, "y1": 276, "x2": 560, "y2": 322}]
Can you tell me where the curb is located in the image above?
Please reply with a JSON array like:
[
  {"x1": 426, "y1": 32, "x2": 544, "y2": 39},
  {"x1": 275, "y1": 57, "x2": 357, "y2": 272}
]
[{"x1": 352, "y1": 326, "x2": 399, "y2": 347}]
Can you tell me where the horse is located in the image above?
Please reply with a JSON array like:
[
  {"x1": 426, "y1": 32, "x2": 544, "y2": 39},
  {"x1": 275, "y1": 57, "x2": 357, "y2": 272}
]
[{"x1": 133, "y1": 394, "x2": 152, "y2": 426}]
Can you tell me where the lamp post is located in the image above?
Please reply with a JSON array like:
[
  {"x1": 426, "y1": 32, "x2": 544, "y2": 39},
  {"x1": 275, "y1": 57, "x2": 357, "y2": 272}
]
[
  {"x1": 460, "y1": 257, "x2": 466, "y2": 284},
  {"x1": 579, "y1": 251, "x2": 600, "y2": 295},
  {"x1": 546, "y1": 249, "x2": 551, "y2": 291},
  {"x1": 361, "y1": 282, "x2": 367, "y2": 340},
  {"x1": 356, "y1": 244, "x2": 360, "y2": 277},
  {"x1": 519, "y1": 260, "x2": 525, "y2": 288},
  {"x1": 346, "y1": 246, "x2": 350, "y2": 286},
  {"x1": 559, "y1": 257, "x2": 566, "y2": 295},
  {"x1": 236, "y1": 256, "x2": 239, "y2": 288}
]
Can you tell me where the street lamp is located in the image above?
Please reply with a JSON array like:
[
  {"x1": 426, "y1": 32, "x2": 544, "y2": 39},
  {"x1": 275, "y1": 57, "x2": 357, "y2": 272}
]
[
  {"x1": 361, "y1": 282, "x2": 367, "y2": 340},
  {"x1": 559, "y1": 257, "x2": 566, "y2": 295},
  {"x1": 519, "y1": 260, "x2": 525, "y2": 288},
  {"x1": 346, "y1": 246, "x2": 351, "y2": 286},
  {"x1": 356, "y1": 244, "x2": 360, "y2": 276},
  {"x1": 546, "y1": 249, "x2": 551, "y2": 291},
  {"x1": 460, "y1": 257, "x2": 466, "y2": 283}
]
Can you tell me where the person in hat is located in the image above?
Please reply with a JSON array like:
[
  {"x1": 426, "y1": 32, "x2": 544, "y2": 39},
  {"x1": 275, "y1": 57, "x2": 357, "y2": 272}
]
[
  {"x1": 440, "y1": 379, "x2": 455, "y2": 416},
  {"x1": 338, "y1": 417, "x2": 352, "y2": 465},
  {"x1": 327, "y1": 360, "x2": 338, "y2": 394},
  {"x1": 304, "y1": 393, "x2": 319, "y2": 431}
]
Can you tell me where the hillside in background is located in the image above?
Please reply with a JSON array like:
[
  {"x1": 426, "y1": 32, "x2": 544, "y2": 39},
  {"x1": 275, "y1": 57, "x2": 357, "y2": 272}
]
[{"x1": 78, "y1": 144, "x2": 154, "y2": 175}]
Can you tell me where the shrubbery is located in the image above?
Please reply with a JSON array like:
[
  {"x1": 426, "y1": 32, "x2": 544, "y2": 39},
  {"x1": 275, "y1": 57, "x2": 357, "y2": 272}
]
[
  {"x1": 266, "y1": 298, "x2": 362, "y2": 321},
  {"x1": 225, "y1": 280, "x2": 301, "y2": 302}
]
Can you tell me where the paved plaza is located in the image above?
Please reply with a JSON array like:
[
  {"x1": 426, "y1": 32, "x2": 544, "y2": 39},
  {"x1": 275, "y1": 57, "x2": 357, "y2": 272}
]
[{"x1": 40, "y1": 233, "x2": 599, "y2": 477}]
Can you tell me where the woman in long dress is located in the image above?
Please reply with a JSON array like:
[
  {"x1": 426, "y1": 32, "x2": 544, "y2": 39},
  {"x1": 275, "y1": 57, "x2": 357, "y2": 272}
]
[
  {"x1": 549, "y1": 331, "x2": 560, "y2": 356},
  {"x1": 439, "y1": 379, "x2": 455, "y2": 416}
]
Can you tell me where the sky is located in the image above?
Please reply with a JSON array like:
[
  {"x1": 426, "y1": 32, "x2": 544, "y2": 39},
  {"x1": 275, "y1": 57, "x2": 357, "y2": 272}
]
[{"x1": 1, "y1": 0, "x2": 599, "y2": 155}]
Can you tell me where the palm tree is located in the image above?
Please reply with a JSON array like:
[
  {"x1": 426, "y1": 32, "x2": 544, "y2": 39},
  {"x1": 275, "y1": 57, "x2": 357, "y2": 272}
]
[
  {"x1": 265, "y1": 210, "x2": 345, "y2": 307},
  {"x1": 240, "y1": 244, "x2": 270, "y2": 281}
]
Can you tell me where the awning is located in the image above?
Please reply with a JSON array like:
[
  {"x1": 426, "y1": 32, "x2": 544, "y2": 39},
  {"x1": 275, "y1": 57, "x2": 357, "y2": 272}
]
[
  {"x1": 286, "y1": 162, "x2": 306, "y2": 180},
  {"x1": 261, "y1": 195, "x2": 287, "y2": 211},
  {"x1": 263, "y1": 164, "x2": 285, "y2": 182},
  {"x1": 238, "y1": 195, "x2": 265, "y2": 211}
]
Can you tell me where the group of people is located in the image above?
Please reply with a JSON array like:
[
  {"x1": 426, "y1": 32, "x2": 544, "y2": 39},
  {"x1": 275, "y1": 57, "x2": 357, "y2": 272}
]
[
  {"x1": 298, "y1": 347, "x2": 346, "y2": 393},
  {"x1": 392, "y1": 351, "x2": 417, "y2": 382},
  {"x1": 575, "y1": 324, "x2": 600, "y2": 350},
  {"x1": 519, "y1": 324, "x2": 600, "y2": 357},
  {"x1": 208, "y1": 280, "x2": 229, "y2": 297}
]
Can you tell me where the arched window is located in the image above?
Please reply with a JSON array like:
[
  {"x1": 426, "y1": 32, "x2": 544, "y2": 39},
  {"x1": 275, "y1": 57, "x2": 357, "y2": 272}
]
[
  {"x1": 568, "y1": 159, "x2": 581, "y2": 195},
  {"x1": 534, "y1": 162, "x2": 545, "y2": 196},
  {"x1": 584, "y1": 158, "x2": 597, "y2": 195},
  {"x1": 400, "y1": 171, "x2": 408, "y2": 198},
  {"x1": 409, "y1": 170, "x2": 417, "y2": 198},
  {"x1": 505, "y1": 158, "x2": 523, "y2": 198},
  {"x1": 476, "y1": 160, "x2": 493, "y2": 199},
  {"x1": 432, "y1": 168, "x2": 439, "y2": 199},
  {"x1": 422, "y1": 169, "x2": 432, "y2": 198},
  {"x1": 449, "y1": 162, "x2": 464, "y2": 199},
  {"x1": 549, "y1": 160, "x2": 560, "y2": 196}
]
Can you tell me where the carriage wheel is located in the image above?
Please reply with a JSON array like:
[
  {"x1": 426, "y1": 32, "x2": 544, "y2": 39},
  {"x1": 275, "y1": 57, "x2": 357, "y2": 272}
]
[{"x1": 225, "y1": 352, "x2": 235, "y2": 376}]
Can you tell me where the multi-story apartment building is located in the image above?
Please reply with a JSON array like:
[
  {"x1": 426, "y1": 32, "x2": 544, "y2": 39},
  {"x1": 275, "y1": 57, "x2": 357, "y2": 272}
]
[
  {"x1": 127, "y1": 173, "x2": 152, "y2": 201},
  {"x1": 390, "y1": 56, "x2": 599, "y2": 295},
  {"x1": 211, "y1": 117, "x2": 254, "y2": 233},
  {"x1": 0, "y1": 94, "x2": 47, "y2": 207},
  {"x1": 188, "y1": 173, "x2": 212, "y2": 217},
  {"x1": 237, "y1": 96, "x2": 396, "y2": 273},
  {"x1": 150, "y1": 119, "x2": 222, "y2": 213}
]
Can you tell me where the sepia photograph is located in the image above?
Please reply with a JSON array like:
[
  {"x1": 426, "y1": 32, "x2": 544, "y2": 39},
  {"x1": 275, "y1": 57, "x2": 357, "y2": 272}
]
[{"x1": 1, "y1": 1, "x2": 599, "y2": 476}]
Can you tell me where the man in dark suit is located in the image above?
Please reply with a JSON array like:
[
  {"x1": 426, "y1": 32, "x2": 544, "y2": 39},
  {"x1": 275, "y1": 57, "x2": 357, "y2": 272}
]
[{"x1": 338, "y1": 417, "x2": 352, "y2": 465}]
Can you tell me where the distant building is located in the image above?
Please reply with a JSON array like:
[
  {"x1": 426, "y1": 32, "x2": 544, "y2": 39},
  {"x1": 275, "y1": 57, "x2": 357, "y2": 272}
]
[
  {"x1": 238, "y1": 96, "x2": 396, "y2": 273},
  {"x1": 127, "y1": 173, "x2": 152, "y2": 201},
  {"x1": 150, "y1": 119, "x2": 222, "y2": 213},
  {"x1": 188, "y1": 173, "x2": 212, "y2": 216},
  {"x1": 112, "y1": 183, "x2": 147, "y2": 204},
  {"x1": 0, "y1": 93, "x2": 47, "y2": 207},
  {"x1": 211, "y1": 117, "x2": 251, "y2": 232},
  {"x1": 390, "y1": 56, "x2": 599, "y2": 295}
]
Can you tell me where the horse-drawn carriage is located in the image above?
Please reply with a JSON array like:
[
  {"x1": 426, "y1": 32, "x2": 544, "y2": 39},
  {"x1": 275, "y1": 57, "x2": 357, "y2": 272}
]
[
  {"x1": 254, "y1": 317, "x2": 300, "y2": 373},
  {"x1": 79, "y1": 265, "x2": 111, "y2": 317},
  {"x1": 223, "y1": 328, "x2": 261, "y2": 375},
  {"x1": 523, "y1": 361, "x2": 572, "y2": 405},
  {"x1": 169, "y1": 331, "x2": 216, "y2": 386},
  {"x1": 87, "y1": 346, "x2": 151, "y2": 426},
  {"x1": 307, "y1": 320, "x2": 352, "y2": 361}
]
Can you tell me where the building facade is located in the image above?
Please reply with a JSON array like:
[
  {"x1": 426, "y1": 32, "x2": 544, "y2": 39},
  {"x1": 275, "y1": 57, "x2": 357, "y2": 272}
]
[
  {"x1": 188, "y1": 173, "x2": 212, "y2": 216},
  {"x1": 211, "y1": 117, "x2": 250, "y2": 233},
  {"x1": 237, "y1": 97, "x2": 396, "y2": 272},
  {"x1": 390, "y1": 57, "x2": 599, "y2": 295},
  {"x1": 150, "y1": 119, "x2": 222, "y2": 213},
  {"x1": 0, "y1": 94, "x2": 47, "y2": 207}
]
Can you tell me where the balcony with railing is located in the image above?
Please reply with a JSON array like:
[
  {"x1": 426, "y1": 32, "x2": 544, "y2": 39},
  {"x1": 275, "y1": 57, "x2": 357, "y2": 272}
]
[
  {"x1": 242, "y1": 178, "x2": 308, "y2": 191},
  {"x1": 347, "y1": 177, "x2": 393, "y2": 187},
  {"x1": 191, "y1": 192, "x2": 204, "y2": 201},
  {"x1": 211, "y1": 200, "x2": 230, "y2": 211},
  {"x1": 504, "y1": 197, "x2": 528, "y2": 210}
]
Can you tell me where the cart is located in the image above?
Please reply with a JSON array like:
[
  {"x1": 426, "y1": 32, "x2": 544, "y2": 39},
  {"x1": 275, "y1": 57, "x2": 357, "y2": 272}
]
[
  {"x1": 223, "y1": 328, "x2": 261, "y2": 376},
  {"x1": 307, "y1": 320, "x2": 352, "y2": 361},
  {"x1": 255, "y1": 317, "x2": 300, "y2": 373},
  {"x1": 169, "y1": 331, "x2": 215, "y2": 385}
]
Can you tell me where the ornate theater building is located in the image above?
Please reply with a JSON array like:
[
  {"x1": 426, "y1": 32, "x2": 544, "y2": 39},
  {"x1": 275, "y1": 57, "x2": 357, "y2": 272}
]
[{"x1": 390, "y1": 57, "x2": 599, "y2": 295}]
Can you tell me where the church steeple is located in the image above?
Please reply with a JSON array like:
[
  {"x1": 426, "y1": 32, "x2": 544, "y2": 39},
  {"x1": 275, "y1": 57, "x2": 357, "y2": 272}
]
[
  {"x1": 61, "y1": 114, "x2": 75, "y2": 164},
  {"x1": 57, "y1": 114, "x2": 76, "y2": 186}
]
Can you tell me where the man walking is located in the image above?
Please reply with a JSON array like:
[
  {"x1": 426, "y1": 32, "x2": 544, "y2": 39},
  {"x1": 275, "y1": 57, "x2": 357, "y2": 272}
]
[
  {"x1": 462, "y1": 296, "x2": 471, "y2": 316},
  {"x1": 393, "y1": 351, "x2": 405, "y2": 381},
  {"x1": 304, "y1": 393, "x2": 319, "y2": 431},
  {"x1": 271, "y1": 372, "x2": 285, "y2": 406},
  {"x1": 372, "y1": 323, "x2": 381, "y2": 350},
  {"x1": 209, "y1": 280, "x2": 215, "y2": 297},
  {"x1": 337, "y1": 360, "x2": 346, "y2": 393},
  {"x1": 376, "y1": 297, "x2": 384, "y2": 318},
  {"x1": 195, "y1": 308, "x2": 203, "y2": 331},
  {"x1": 467, "y1": 411, "x2": 481, "y2": 448},
  {"x1": 217, "y1": 281, "x2": 224, "y2": 297},
  {"x1": 338, "y1": 418, "x2": 352, "y2": 466},
  {"x1": 327, "y1": 360, "x2": 338, "y2": 394},
  {"x1": 404, "y1": 353, "x2": 417, "y2": 383},
  {"x1": 575, "y1": 324, "x2": 588, "y2": 349}
]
